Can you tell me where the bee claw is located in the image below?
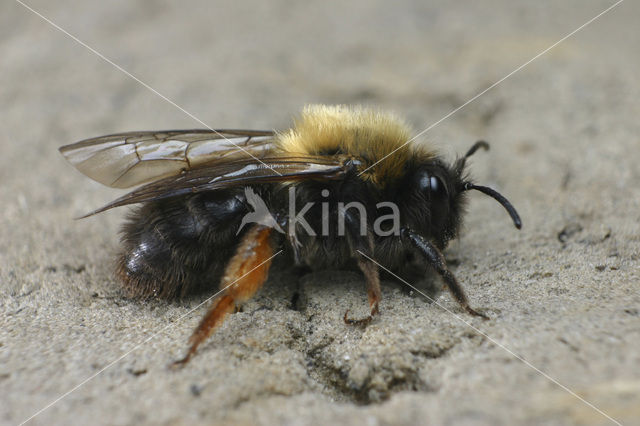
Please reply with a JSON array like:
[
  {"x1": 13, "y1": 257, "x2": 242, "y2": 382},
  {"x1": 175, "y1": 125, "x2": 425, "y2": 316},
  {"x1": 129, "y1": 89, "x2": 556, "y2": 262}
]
[
  {"x1": 343, "y1": 309, "x2": 373, "y2": 326},
  {"x1": 169, "y1": 354, "x2": 191, "y2": 369},
  {"x1": 465, "y1": 306, "x2": 490, "y2": 320}
]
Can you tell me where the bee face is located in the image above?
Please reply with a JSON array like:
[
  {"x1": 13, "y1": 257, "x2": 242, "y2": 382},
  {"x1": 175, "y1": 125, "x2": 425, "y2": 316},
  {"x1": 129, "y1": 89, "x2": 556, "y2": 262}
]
[
  {"x1": 395, "y1": 159, "x2": 466, "y2": 249},
  {"x1": 59, "y1": 105, "x2": 521, "y2": 364}
]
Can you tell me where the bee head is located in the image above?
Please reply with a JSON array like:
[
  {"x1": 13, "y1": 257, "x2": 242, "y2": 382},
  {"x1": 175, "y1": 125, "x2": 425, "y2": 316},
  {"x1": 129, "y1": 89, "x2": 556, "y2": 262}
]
[{"x1": 400, "y1": 141, "x2": 521, "y2": 248}]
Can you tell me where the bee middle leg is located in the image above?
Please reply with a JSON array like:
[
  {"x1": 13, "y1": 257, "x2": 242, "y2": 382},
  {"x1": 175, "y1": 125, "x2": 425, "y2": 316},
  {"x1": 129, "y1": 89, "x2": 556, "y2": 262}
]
[
  {"x1": 342, "y1": 210, "x2": 381, "y2": 326},
  {"x1": 173, "y1": 224, "x2": 277, "y2": 365}
]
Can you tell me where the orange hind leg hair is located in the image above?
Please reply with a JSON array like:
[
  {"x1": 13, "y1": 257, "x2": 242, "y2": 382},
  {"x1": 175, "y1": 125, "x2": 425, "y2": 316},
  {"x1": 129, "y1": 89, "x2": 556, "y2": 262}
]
[{"x1": 173, "y1": 224, "x2": 276, "y2": 365}]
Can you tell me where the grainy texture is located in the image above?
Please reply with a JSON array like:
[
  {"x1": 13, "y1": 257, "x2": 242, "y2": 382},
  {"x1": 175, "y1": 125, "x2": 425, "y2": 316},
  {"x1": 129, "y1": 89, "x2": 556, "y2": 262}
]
[{"x1": 2, "y1": 1, "x2": 639, "y2": 425}]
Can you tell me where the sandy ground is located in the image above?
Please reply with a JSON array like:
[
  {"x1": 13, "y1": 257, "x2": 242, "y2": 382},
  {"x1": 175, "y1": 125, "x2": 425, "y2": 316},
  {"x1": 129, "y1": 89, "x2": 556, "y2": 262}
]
[{"x1": 2, "y1": 1, "x2": 639, "y2": 425}]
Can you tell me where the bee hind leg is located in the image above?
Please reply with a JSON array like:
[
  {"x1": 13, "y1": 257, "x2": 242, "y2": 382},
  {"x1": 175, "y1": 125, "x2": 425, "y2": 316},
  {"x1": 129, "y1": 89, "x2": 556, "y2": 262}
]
[{"x1": 172, "y1": 224, "x2": 278, "y2": 366}]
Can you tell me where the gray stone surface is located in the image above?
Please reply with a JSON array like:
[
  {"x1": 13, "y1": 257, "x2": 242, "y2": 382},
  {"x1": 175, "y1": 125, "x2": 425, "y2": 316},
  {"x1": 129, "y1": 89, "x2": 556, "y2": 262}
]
[{"x1": 2, "y1": 1, "x2": 639, "y2": 425}]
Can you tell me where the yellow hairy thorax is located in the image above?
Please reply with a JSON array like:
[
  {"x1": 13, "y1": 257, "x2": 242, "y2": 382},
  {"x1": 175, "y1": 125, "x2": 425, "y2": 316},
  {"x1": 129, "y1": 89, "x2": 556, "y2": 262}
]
[{"x1": 277, "y1": 105, "x2": 432, "y2": 184}]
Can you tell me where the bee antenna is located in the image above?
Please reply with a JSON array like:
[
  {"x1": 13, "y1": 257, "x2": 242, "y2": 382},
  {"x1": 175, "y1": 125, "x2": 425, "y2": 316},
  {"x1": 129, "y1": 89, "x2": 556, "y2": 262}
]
[
  {"x1": 457, "y1": 141, "x2": 490, "y2": 172},
  {"x1": 463, "y1": 183, "x2": 522, "y2": 229},
  {"x1": 465, "y1": 140, "x2": 490, "y2": 158}
]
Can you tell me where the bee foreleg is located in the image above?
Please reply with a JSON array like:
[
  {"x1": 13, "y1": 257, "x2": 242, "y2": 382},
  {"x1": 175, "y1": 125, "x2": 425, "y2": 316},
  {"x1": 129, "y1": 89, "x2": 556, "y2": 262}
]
[
  {"x1": 343, "y1": 210, "x2": 381, "y2": 326},
  {"x1": 172, "y1": 224, "x2": 277, "y2": 366},
  {"x1": 401, "y1": 227, "x2": 489, "y2": 320}
]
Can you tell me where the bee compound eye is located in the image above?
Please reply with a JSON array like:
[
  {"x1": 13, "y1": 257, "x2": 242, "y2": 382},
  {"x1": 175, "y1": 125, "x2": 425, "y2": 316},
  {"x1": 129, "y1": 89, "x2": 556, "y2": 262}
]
[
  {"x1": 430, "y1": 176, "x2": 447, "y2": 199},
  {"x1": 418, "y1": 171, "x2": 446, "y2": 199},
  {"x1": 430, "y1": 176, "x2": 439, "y2": 193}
]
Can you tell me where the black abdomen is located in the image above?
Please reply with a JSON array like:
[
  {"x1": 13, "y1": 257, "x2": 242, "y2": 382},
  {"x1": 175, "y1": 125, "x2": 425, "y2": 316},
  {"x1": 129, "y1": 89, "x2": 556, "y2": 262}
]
[{"x1": 117, "y1": 190, "x2": 248, "y2": 299}]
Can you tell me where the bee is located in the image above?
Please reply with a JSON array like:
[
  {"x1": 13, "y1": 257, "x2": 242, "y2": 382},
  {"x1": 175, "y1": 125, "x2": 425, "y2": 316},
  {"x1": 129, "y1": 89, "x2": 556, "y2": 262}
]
[{"x1": 59, "y1": 105, "x2": 521, "y2": 364}]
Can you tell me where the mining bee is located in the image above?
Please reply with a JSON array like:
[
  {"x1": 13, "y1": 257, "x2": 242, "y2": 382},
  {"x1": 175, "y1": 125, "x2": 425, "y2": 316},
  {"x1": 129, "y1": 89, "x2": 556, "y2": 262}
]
[{"x1": 60, "y1": 105, "x2": 521, "y2": 364}]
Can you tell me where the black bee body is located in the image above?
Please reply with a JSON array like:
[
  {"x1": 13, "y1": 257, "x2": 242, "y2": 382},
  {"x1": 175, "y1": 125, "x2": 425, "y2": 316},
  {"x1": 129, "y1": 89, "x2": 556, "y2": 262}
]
[
  {"x1": 60, "y1": 105, "x2": 521, "y2": 363},
  {"x1": 119, "y1": 155, "x2": 466, "y2": 301}
]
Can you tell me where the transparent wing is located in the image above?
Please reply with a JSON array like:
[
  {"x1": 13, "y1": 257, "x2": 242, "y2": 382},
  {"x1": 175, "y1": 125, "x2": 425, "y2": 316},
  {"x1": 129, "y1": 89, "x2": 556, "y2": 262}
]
[
  {"x1": 82, "y1": 154, "x2": 357, "y2": 217},
  {"x1": 59, "y1": 129, "x2": 276, "y2": 188}
]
